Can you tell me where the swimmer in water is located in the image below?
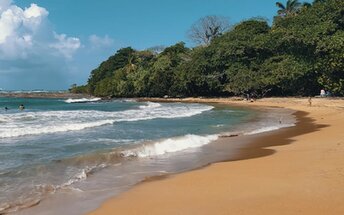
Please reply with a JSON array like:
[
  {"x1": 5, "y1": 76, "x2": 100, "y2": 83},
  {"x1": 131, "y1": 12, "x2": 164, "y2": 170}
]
[{"x1": 19, "y1": 104, "x2": 25, "y2": 111}]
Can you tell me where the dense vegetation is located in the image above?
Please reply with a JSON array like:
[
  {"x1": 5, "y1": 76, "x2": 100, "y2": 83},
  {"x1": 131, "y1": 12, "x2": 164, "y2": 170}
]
[{"x1": 71, "y1": 0, "x2": 344, "y2": 97}]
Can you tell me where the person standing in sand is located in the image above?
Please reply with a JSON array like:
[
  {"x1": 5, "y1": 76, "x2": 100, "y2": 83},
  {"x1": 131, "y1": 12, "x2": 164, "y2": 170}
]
[{"x1": 308, "y1": 97, "x2": 312, "y2": 107}]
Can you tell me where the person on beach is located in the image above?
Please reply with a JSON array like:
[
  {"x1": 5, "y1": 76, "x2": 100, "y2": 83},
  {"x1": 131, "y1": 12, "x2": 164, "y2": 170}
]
[
  {"x1": 19, "y1": 104, "x2": 25, "y2": 111},
  {"x1": 308, "y1": 97, "x2": 312, "y2": 107},
  {"x1": 246, "y1": 93, "x2": 250, "y2": 101},
  {"x1": 320, "y1": 89, "x2": 326, "y2": 97}
]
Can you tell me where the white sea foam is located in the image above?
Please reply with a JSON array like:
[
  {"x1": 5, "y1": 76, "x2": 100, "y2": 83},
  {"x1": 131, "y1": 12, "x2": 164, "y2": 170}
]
[
  {"x1": 121, "y1": 99, "x2": 136, "y2": 102},
  {"x1": 121, "y1": 122, "x2": 295, "y2": 158},
  {"x1": 121, "y1": 134, "x2": 218, "y2": 158},
  {"x1": 245, "y1": 123, "x2": 295, "y2": 135},
  {"x1": 139, "y1": 102, "x2": 161, "y2": 109},
  {"x1": 0, "y1": 103, "x2": 213, "y2": 138},
  {"x1": 64, "y1": 98, "x2": 101, "y2": 103},
  {"x1": 62, "y1": 169, "x2": 88, "y2": 187},
  {"x1": 0, "y1": 115, "x2": 114, "y2": 138}
]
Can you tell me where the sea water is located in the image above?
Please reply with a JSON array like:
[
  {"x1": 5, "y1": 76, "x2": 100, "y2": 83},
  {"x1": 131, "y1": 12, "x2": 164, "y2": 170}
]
[{"x1": 0, "y1": 97, "x2": 294, "y2": 214}]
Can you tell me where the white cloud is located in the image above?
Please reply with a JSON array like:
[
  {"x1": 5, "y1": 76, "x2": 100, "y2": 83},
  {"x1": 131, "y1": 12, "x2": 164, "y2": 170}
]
[
  {"x1": 0, "y1": 5, "x2": 22, "y2": 44},
  {"x1": 50, "y1": 33, "x2": 81, "y2": 59},
  {"x1": 0, "y1": 0, "x2": 12, "y2": 13},
  {"x1": 0, "y1": 1, "x2": 83, "y2": 90},
  {"x1": 24, "y1": 3, "x2": 48, "y2": 18},
  {"x1": 23, "y1": 3, "x2": 49, "y2": 31},
  {"x1": 0, "y1": 1, "x2": 79, "y2": 59},
  {"x1": 0, "y1": 1, "x2": 118, "y2": 90},
  {"x1": 89, "y1": 34, "x2": 114, "y2": 49}
]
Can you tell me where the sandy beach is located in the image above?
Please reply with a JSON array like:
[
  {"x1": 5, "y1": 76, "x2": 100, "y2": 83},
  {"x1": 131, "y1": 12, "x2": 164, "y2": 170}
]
[{"x1": 88, "y1": 97, "x2": 344, "y2": 215}]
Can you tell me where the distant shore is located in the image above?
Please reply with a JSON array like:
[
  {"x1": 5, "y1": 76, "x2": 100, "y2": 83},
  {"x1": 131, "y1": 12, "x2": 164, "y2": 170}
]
[
  {"x1": 89, "y1": 97, "x2": 344, "y2": 215},
  {"x1": 0, "y1": 92, "x2": 92, "y2": 99}
]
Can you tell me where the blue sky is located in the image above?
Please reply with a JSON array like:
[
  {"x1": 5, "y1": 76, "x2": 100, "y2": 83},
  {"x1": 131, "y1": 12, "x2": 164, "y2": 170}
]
[
  {"x1": 0, "y1": 0, "x2": 310, "y2": 90},
  {"x1": 15, "y1": 0, "x2": 282, "y2": 49}
]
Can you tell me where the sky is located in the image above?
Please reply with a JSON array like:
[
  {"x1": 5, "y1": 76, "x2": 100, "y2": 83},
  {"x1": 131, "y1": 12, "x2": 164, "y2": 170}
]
[{"x1": 0, "y1": 0, "x2": 310, "y2": 90}]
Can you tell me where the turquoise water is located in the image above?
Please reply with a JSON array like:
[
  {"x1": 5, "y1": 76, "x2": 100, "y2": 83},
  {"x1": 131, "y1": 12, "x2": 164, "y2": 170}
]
[{"x1": 0, "y1": 97, "x2": 258, "y2": 213}]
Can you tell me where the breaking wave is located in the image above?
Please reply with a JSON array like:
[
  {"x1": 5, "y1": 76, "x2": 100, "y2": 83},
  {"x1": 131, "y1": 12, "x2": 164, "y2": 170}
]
[
  {"x1": 245, "y1": 123, "x2": 295, "y2": 135},
  {"x1": 120, "y1": 134, "x2": 219, "y2": 158},
  {"x1": 139, "y1": 102, "x2": 162, "y2": 109},
  {"x1": 64, "y1": 98, "x2": 102, "y2": 103},
  {"x1": 0, "y1": 102, "x2": 213, "y2": 138}
]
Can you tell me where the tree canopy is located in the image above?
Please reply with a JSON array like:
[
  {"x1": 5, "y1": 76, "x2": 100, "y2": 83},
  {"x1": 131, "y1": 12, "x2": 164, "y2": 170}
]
[
  {"x1": 188, "y1": 15, "x2": 230, "y2": 46},
  {"x1": 276, "y1": 0, "x2": 302, "y2": 17},
  {"x1": 73, "y1": 0, "x2": 344, "y2": 98}
]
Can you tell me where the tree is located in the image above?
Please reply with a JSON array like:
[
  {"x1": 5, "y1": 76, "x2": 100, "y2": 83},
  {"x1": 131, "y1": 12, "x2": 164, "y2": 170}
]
[
  {"x1": 188, "y1": 15, "x2": 230, "y2": 46},
  {"x1": 316, "y1": 31, "x2": 344, "y2": 95},
  {"x1": 83, "y1": 0, "x2": 344, "y2": 98},
  {"x1": 88, "y1": 47, "x2": 135, "y2": 93},
  {"x1": 70, "y1": 84, "x2": 77, "y2": 90},
  {"x1": 276, "y1": 0, "x2": 302, "y2": 17},
  {"x1": 146, "y1": 45, "x2": 166, "y2": 54},
  {"x1": 69, "y1": 84, "x2": 89, "y2": 94}
]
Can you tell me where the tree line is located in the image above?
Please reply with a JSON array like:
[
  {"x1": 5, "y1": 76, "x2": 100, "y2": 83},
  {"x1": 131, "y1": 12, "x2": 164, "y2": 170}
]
[{"x1": 71, "y1": 0, "x2": 344, "y2": 98}]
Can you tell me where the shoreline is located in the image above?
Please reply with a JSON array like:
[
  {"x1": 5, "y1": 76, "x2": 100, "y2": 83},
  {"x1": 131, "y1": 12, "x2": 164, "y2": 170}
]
[{"x1": 88, "y1": 97, "x2": 344, "y2": 215}]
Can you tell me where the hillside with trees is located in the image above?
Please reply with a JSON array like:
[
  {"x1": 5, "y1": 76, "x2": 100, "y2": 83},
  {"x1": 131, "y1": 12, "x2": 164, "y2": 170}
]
[{"x1": 71, "y1": 0, "x2": 344, "y2": 97}]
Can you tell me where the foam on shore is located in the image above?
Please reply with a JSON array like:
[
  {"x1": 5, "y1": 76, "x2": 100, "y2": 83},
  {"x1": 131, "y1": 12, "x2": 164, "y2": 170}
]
[{"x1": 121, "y1": 134, "x2": 219, "y2": 158}]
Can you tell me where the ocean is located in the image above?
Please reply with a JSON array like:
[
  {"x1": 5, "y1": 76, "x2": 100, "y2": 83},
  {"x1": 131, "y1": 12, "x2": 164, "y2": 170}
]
[{"x1": 0, "y1": 97, "x2": 295, "y2": 214}]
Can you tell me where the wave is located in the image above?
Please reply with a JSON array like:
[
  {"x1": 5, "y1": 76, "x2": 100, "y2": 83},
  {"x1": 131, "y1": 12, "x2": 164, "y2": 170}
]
[
  {"x1": 0, "y1": 103, "x2": 213, "y2": 138},
  {"x1": 119, "y1": 121, "x2": 295, "y2": 159},
  {"x1": 0, "y1": 131, "x2": 221, "y2": 214},
  {"x1": 0, "y1": 163, "x2": 106, "y2": 214},
  {"x1": 245, "y1": 123, "x2": 295, "y2": 135},
  {"x1": 120, "y1": 134, "x2": 219, "y2": 158},
  {"x1": 0, "y1": 133, "x2": 219, "y2": 214},
  {"x1": 0, "y1": 119, "x2": 114, "y2": 138},
  {"x1": 121, "y1": 98, "x2": 136, "y2": 102},
  {"x1": 139, "y1": 102, "x2": 162, "y2": 109},
  {"x1": 64, "y1": 98, "x2": 102, "y2": 103},
  {"x1": 57, "y1": 134, "x2": 220, "y2": 164},
  {"x1": 61, "y1": 164, "x2": 108, "y2": 187}
]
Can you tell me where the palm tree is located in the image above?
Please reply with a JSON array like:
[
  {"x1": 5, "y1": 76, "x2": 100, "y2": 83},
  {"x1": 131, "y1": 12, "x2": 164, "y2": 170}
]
[{"x1": 276, "y1": 0, "x2": 302, "y2": 17}]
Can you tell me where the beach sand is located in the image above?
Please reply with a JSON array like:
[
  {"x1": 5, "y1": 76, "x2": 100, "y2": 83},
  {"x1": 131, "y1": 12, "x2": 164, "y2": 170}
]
[{"x1": 89, "y1": 98, "x2": 344, "y2": 215}]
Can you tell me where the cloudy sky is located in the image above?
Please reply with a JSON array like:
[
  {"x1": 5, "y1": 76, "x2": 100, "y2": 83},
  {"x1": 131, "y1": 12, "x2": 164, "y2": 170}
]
[{"x1": 0, "y1": 0, "x2": 308, "y2": 90}]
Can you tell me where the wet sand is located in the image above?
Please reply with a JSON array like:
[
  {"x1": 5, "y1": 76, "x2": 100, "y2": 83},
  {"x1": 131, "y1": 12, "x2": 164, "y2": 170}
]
[{"x1": 89, "y1": 97, "x2": 344, "y2": 215}]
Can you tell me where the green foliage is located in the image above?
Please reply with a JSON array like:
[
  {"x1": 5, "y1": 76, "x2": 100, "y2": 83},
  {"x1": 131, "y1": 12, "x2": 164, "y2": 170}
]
[
  {"x1": 88, "y1": 47, "x2": 135, "y2": 94},
  {"x1": 316, "y1": 31, "x2": 344, "y2": 95},
  {"x1": 69, "y1": 84, "x2": 89, "y2": 94},
  {"x1": 83, "y1": 0, "x2": 344, "y2": 98},
  {"x1": 276, "y1": 0, "x2": 302, "y2": 17}
]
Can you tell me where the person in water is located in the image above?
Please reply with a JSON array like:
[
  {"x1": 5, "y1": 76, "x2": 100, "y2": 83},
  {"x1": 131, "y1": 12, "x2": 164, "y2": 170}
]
[
  {"x1": 19, "y1": 104, "x2": 25, "y2": 111},
  {"x1": 5, "y1": 107, "x2": 8, "y2": 111}
]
